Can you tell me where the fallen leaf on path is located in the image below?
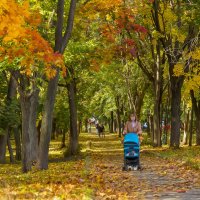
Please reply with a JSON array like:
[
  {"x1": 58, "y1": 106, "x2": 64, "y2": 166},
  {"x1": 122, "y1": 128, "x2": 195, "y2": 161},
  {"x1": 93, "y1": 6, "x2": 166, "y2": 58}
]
[{"x1": 177, "y1": 189, "x2": 186, "y2": 193}]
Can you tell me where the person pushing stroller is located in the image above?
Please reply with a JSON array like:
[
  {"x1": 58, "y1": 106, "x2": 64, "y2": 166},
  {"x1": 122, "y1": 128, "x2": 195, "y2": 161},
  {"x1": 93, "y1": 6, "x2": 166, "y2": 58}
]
[
  {"x1": 123, "y1": 113, "x2": 142, "y2": 137},
  {"x1": 122, "y1": 113, "x2": 142, "y2": 170}
]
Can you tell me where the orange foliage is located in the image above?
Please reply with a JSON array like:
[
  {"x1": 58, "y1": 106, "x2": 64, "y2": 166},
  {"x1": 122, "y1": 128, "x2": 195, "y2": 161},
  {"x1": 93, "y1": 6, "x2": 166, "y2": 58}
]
[
  {"x1": 81, "y1": 0, "x2": 122, "y2": 14},
  {"x1": 0, "y1": 0, "x2": 65, "y2": 79},
  {"x1": 79, "y1": 0, "x2": 148, "y2": 64},
  {"x1": 90, "y1": 59, "x2": 100, "y2": 72}
]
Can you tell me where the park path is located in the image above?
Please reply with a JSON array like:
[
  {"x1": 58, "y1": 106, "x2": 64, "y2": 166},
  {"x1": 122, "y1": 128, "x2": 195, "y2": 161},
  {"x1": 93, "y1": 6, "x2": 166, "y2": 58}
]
[{"x1": 84, "y1": 133, "x2": 200, "y2": 199}]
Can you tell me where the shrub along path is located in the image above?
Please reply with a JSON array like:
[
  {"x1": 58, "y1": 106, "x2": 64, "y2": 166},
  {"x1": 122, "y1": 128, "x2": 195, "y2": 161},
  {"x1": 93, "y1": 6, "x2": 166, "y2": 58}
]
[{"x1": 0, "y1": 133, "x2": 200, "y2": 199}]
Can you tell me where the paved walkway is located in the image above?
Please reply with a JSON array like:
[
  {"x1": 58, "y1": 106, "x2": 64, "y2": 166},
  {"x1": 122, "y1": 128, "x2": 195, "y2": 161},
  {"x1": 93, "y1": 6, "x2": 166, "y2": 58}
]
[{"x1": 138, "y1": 158, "x2": 200, "y2": 199}]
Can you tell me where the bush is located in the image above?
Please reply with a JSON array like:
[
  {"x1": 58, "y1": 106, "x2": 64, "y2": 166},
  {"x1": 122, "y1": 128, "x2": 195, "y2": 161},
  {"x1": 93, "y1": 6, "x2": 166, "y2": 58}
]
[{"x1": 141, "y1": 133, "x2": 152, "y2": 146}]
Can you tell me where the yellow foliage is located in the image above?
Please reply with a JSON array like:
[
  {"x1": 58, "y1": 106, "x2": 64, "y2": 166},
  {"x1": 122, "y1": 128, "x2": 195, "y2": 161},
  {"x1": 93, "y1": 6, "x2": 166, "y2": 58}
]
[
  {"x1": 162, "y1": 5, "x2": 177, "y2": 25},
  {"x1": 106, "y1": 14, "x2": 112, "y2": 21},
  {"x1": 80, "y1": 0, "x2": 123, "y2": 18},
  {"x1": 0, "y1": 0, "x2": 30, "y2": 41},
  {"x1": 189, "y1": 48, "x2": 200, "y2": 60},
  {"x1": 173, "y1": 63, "x2": 184, "y2": 76},
  {"x1": 171, "y1": 28, "x2": 186, "y2": 43},
  {"x1": 0, "y1": 0, "x2": 65, "y2": 79},
  {"x1": 184, "y1": 78, "x2": 200, "y2": 92},
  {"x1": 152, "y1": 30, "x2": 164, "y2": 39},
  {"x1": 192, "y1": 76, "x2": 200, "y2": 87}
]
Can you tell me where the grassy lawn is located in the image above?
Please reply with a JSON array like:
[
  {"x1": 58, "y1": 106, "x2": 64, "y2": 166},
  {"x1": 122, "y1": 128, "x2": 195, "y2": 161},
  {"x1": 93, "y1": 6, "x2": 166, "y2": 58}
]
[
  {"x1": 140, "y1": 132, "x2": 200, "y2": 170},
  {"x1": 143, "y1": 146, "x2": 200, "y2": 170}
]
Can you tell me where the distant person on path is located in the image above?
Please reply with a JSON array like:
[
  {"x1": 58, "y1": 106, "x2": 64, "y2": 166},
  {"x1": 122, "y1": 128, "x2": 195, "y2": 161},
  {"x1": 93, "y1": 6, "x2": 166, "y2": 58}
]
[
  {"x1": 123, "y1": 113, "x2": 142, "y2": 140},
  {"x1": 96, "y1": 123, "x2": 101, "y2": 137},
  {"x1": 96, "y1": 123, "x2": 105, "y2": 138},
  {"x1": 100, "y1": 124, "x2": 105, "y2": 137}
]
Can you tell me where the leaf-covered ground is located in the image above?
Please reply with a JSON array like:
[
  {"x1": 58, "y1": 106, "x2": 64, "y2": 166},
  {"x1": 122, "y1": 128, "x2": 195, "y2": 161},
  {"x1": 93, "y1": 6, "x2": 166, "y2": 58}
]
[{"x1": 1, "y1": 133, "x2": 200, "y2": 199}]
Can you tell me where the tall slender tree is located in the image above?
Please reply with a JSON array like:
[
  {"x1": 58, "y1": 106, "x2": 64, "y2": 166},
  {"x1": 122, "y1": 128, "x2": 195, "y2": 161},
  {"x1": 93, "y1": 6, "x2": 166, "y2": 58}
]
[{"x1": 38, "y1": 0, "x2": 77, "y2": 169}]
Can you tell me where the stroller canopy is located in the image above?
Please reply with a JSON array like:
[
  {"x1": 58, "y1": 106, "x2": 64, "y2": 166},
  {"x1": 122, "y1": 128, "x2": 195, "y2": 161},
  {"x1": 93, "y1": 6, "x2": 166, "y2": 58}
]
[{"x1": 124, "y1": 133, "x2": 139, "y2": 144}]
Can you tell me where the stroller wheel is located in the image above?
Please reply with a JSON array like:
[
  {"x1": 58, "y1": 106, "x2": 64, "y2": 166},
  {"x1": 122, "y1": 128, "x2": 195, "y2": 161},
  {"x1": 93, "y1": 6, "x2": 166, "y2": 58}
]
[
  {"x1": 122, "y1": 166, "x2": 127, "y2": 171},
  {"x1": 128, "y1": 166, "x2": 133, "y2": 171},
  {"x1": 133, "y1": 166, "x2": 138, "y2": 171},
  {"x1": 138, "y1": 164, "x2": 142, "y2": 170}
]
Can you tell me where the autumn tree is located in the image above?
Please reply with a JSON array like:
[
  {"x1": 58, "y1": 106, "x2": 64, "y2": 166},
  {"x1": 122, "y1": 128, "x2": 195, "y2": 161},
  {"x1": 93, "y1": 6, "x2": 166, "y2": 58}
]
[
  {"x1": 0, "y1": 0, "x2": 64, "y2": 172},
  {"x1": 37, "y1": 0, "x2": 76, "y2": 170},
  {"x1": 151, "y1": 0, "x2": 198, "y2": 147}
]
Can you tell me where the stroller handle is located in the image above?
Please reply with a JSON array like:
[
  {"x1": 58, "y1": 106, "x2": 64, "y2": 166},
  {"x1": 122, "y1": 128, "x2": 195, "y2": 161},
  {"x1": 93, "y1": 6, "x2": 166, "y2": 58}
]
[{"x1": 124, "y1": 132, "x2": 137, "y2": 135}]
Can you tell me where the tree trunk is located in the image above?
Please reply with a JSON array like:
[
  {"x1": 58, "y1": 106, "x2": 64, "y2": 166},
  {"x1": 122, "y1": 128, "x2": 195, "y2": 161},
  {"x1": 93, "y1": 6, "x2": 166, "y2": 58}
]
[
  {"x1": 37, "y1": 72, "x2": 59, "y2": 169},
  {"x1": 163, "y1": 100, "x2": 170, "y2": 145},
  {"x1": 135, "y1": 83, "x2": 149, "y2": 119},
  {"x1": 190, "y1": 90, "x2": 200, "y2": 145},
  {"x1": 170, "y1": 80, "x2": 183, "y2": 148},
  {"x1": 14, "y1": 127, "x2": 21, "y2": 161},
  {"x1": 20, "y1": 95, "x2": 32, "y2": 172},
  {"x1": 29, "y1": 89, "x2": 39, "y2": 162},
  {"x1": 61, "y1": 129, "x2": 66, "y2": 148},
  {"x1": 114, "y1": 119, "x2": 117, "y2": 133},
  {"x1": 7, "y1": 128, "x2": 14, "y2": 163},
  {"x1": 37, "y1": 120, "x2": 42, "y2": 145},
  {"x1": 37, "y1": 0, "x2": 76, "y2": 169},
  {"x1": 67, "y1": 79, "x2": 78, "y2": 155},
  {"x1": 84, "y1": 119, "x2": 88, "y2": 133},
  {"x1": 153, "y1": 41, "x2": 162, "y2": 147},
  {"x1": 110, "y1": 111, "x2": 114, "y2": 133},
  {"x1": 153, "y1": 78, "x2": 161, "y2": 147},
  {"x1": 149, "y1": 114, "x2": 154, "y2": 144},
  {"x1": 153, "y1": 100, "x2": 161, "y2": 147},
  {"x1": 0, "y1": 75, "x2": 17, "y2": 163},
  {"x1": 116, "y1": 96, "x2": 122, "y2": 137},
  {"x1": 20, "y1": 83, "x2": 39, "y2": 173},
  {"x1": 162, "y1": 108, "x2": 167, "y2": 145},
  {"x1": 189, "y1": 107, "x2": 193, "y2": 147},
  {"x1": 51, "y1": 119, "x2": 56, "y2": 140},
  {"x1": 0, "y1": 134, "x2": 7, "y2": 163},
  {"x1": 183, "y1": 110, "x2": 189, "y2": 145}
]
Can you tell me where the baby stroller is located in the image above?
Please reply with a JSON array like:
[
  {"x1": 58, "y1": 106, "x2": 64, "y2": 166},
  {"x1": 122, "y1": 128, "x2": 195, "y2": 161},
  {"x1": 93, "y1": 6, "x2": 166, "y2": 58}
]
[{"x1": 122, "y1": 133, "x2": 140, "y2": 171}]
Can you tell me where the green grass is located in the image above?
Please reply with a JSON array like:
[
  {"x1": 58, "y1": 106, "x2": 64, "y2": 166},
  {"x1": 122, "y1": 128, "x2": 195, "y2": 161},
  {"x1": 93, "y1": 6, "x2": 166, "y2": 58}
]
[{"x1": 143, "y1": 146, "x2": 200, "y2": 170}]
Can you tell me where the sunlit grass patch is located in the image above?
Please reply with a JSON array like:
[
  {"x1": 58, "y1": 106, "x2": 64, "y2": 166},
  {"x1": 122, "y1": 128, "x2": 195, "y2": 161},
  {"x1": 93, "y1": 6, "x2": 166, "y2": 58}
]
[
  {"x1": 0, "y1": 156, "x2": 93, "y2": 199},
  {"x1": 142, "y1": 146, "x2": 200, "y2": 170}
]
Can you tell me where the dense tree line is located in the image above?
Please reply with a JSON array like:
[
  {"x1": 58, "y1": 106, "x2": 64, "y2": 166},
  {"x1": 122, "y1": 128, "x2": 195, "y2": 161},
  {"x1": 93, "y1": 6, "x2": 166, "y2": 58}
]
[{"x1": 0, "y1": 0, "x2": 200, "y2": 172}]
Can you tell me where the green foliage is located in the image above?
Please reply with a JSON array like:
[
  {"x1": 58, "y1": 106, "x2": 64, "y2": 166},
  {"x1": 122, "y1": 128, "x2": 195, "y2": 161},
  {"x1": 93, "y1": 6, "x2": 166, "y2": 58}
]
[
  {"x1": 141, "y1": 133, "x2": 152, "y2": 146},
  {"x1": 54, "y1": 89, "x2": 70, "y2": 131},
  {"x1": 0, "y1": 73, "x2": 20, "y2": 132},
  {"x1": 0, "y1": 99, "x2": 21, "y2": 130}
]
